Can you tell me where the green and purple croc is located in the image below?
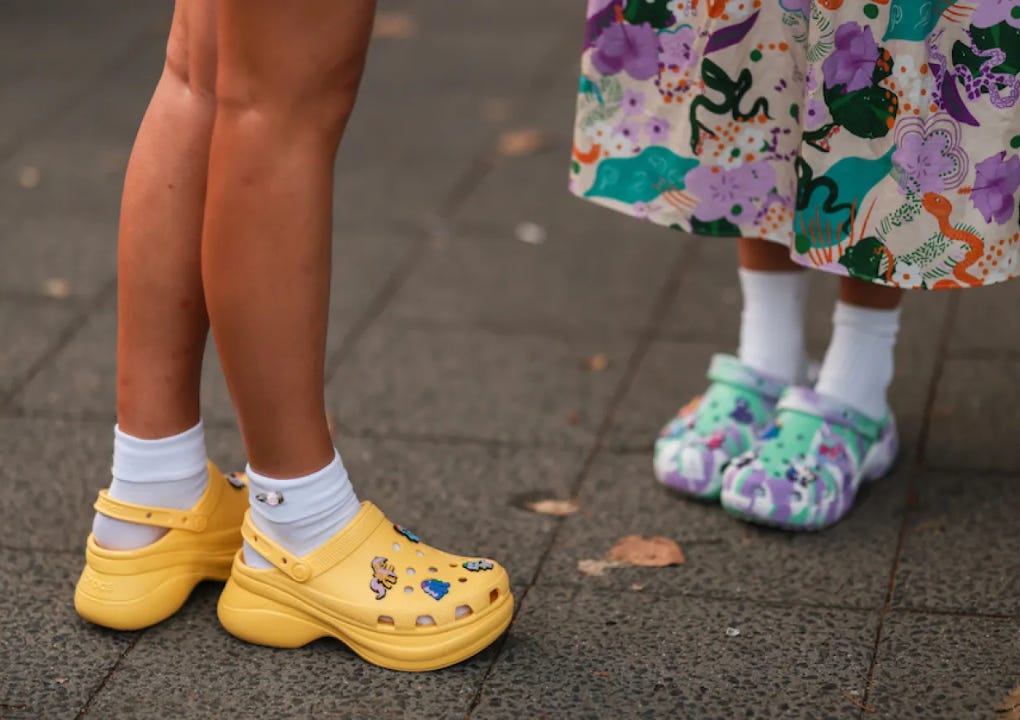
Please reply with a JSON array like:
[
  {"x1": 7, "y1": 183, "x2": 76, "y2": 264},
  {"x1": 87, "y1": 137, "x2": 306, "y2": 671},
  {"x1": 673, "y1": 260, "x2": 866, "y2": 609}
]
[
  {"x1": 653, "y1": 354, "x2": 787, "y2": 500},
  {"x1": 720, "y1": 387, "x2": 898, "y2": 530}
]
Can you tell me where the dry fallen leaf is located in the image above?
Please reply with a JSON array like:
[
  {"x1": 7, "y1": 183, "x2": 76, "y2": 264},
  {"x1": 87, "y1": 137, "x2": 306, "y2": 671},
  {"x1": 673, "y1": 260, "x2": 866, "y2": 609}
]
[
  {"x1": 725, "y1": 627, "x2": 741, "y2": 637},
  {"x1": 373, "y1": 12, "x2": 416, "y2": 39},
  {"x1": 497, "y1": 128, "x2": 546, "y2": 157},
  {"x1": 577, "y1": 558, "x2": 624, "y2": 577},
  {"x1": 995, "y1": 684, "x2": 1020, "y2": 719},
  {"x1": 42, "y1": 278, "x2": 71, "y2": 299},
  {"x1": 17, "y1": 165, "x2": 41, "y2": 189},
  {"x1": 525, "y1": 498, "x2": 580, "y2": 517},
  {"x1": 515, "y1": 221, "x2": 546, "y2": 245},
  {"x1": 608, "y1": 535, "x2": 685, "y2": 567},
  {"x1": 584, "y1": 353, "x2": 610, "y2": 372},
  {"x1": 629, "y1": 583, "x2": 646, "y2": 592}
]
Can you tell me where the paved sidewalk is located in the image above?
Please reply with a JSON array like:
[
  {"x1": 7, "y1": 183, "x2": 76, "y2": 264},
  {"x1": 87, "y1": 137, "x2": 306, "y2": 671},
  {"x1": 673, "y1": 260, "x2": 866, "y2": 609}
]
[{"x1": 1, "y1": 2, "x2": 1017, "y2": 718}]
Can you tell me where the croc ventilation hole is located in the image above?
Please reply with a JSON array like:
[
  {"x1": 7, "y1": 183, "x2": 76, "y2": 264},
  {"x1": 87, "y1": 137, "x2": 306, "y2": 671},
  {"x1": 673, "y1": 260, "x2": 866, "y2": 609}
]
[
  {"x1": 406, "y1": 567, "x2": 416, "y2": 576},
  {"x1": 489, "y1": 589, "x2": 500, "y2": 604},
  {"x1": 377, "y1": 615, "x2": 394, "y2": 626},
  {"x1": 458, "y1": 577, "x2": 467, "y2": 583},
  {"x1": 404, "y1": 586, "x2": 414, "y2": 594},
  {"x1": 416, "y1": 550, "x2": 425, "y2": 558},
  {"x1": 428, "y1": 566, "x2": 438, "y2": 573},
  {"x1": 393, "y1": 542, "x2": 400, "y2": 552},
  {"x1": 456, "y1": 605, "x2": 473, "y2": 619},
  {"x1": 416, "y1": 615, "x2": 435, "y2": 626}
]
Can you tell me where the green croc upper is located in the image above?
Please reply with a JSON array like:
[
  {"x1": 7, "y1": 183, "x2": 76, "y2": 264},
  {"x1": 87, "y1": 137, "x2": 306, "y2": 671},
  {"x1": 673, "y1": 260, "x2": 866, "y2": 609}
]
[{"x1": 653, "y1": 354, "x2": 788, "y2": 499}]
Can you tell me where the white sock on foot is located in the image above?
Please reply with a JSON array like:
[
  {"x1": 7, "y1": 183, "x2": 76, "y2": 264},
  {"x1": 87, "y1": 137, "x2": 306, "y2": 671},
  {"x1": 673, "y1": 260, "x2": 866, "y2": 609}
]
[
  {"x1": 737, "y1": 267, "x2": 809, "y2": 383},
  {"x1": 815, "y1": 301, "x2": 901, "y2": 419},
  {"x1": 92, "y1": 421, "x2": 209, "y2": 550},
  {"x1": 242, "y1": 450, "x2": 361, "y2": 569}
]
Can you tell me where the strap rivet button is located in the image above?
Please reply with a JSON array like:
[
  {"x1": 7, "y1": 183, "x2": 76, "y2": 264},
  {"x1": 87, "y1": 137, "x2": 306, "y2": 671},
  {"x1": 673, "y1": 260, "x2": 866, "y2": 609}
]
[{"x1": 291, "y1": 563, "x2": 311, "y2": 581}]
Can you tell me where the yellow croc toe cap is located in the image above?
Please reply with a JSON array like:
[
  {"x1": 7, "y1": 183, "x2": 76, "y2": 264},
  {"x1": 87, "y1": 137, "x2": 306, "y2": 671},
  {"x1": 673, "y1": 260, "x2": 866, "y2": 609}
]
[
  {"x1": 74, "y1": 463, "x2": 249, "y2": 631},
  {"x1": 217, "y1": 502, "x2": 513, "y2": 672}
]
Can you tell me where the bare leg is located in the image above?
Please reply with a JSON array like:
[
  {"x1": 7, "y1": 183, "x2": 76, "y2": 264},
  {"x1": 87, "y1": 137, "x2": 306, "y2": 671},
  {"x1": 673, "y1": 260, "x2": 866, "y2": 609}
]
[
  {"x1": 116, "y1": 0, "x2": 217, "y2": 438},
  {"x1": 202, "y1": 0, "x2": 375, "y2": 477},
  {"x1": 737, "y1": 236, "x2": 806, "y2": 273},
  {"x1": 839, "y1": 276, "x2": 904, "y2": 309}
]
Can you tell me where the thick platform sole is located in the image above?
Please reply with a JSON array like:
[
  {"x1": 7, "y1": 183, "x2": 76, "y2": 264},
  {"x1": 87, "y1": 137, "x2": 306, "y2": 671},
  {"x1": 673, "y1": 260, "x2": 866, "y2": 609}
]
[
  {"x1": 75, "y1": 554, "x2": 234, "y2": 631},
  {"x1": 217, "y1": 577, "x2": 514, "y2": 672}
]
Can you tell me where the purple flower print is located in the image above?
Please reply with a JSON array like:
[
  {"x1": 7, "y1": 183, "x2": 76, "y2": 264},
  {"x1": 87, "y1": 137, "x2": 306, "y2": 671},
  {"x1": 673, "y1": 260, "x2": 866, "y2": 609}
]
[
  {"x1": 804, "y1": 98, "x2": 828, "y2": 131},
  {"x1": 970, "y1": 151, "x2": 1020, "y2": 224},
  {"x1": 645, "y1": 116, "x2": 670, "y2": 143},
  {"x1": 659, "y1": 27, "x2": 698, "y2": 70},
  {"x1": 892, "y1": 115, "x2": 969, "y2": 194},
  {"x1": 687, "y1": 161, "x2": 777, "y2": 224},
  {"x1": 592, "y1": 22, "x2": 660, "y2": 80},
  {"x1": 622, "y1": 89, "x2": 645, "y2": 115},
  {"x1": 614, "y1": 118, "x2": 643, "y2": 143},
  {"x1": 822, "y1": 22, "x2": 880, "y2": 92},
  {"x1": 971, "y1": 0, "x2": 1020, "y2": 29},
  {"x1": 894, "y1": 134, "x2": 956, "y2": 194},
  {"x1": 779, "y1": 0, "x2": 810, "y2": 15}
]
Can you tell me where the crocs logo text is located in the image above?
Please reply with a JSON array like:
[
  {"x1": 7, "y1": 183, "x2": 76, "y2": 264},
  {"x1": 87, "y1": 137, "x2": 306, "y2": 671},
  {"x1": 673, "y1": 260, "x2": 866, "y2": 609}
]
[{"x1": 80, "y1": 569, "x2": 113, "y2": 594}]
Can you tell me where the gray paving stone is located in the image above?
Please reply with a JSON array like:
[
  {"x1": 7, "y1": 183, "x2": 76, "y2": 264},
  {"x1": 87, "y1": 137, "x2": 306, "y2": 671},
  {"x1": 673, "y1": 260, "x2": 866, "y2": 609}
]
[
  {"x1": 13, "y1": 229, "x2": 414, "y2": 422},
  {"x1": 604, "y1": 340, "x2": 717, "y2": 451},
  {"x1": 473, "y1": 585, "x2": 877, "y2": 720},
  {"x1": 893, "y1": 472, "x2": 1020, "y2": 615},
  {"x1": 327, "y1": 322, "x2": 632, "y2": 447},
  {"x1": 868, "y1": 612, "x2": 1020, "y2": 720},
  {"x1": 950, "y1": 282, "x2": 1020, "y2": 355},
  {"x1": 0, "y1": 300, "x2": 75, "y2": 398},
  {"x1": 0, "y1": 417, "x2": 244, "y2": 553},
  {"x1": 0, "y1": 551, "x2": 131, "y2": 720},
  {"x1": 537, "y1": 451, "x2": 908, "y2": 609},
  {"x1": 85, "y1": 584, "x2": 487, "y2": 720},
  {"x1": 0, "y1": 40, "x2": 163, "y2": 300},
  {"x1": 0, "y1": 2, "x2": 167, "y2": 154},
  {"x1": 384, "y1": 227, "x2": 682, "y2": 337},
  {"x1": 926, "y1": 359, "x2": 1020, "y2": 472}
]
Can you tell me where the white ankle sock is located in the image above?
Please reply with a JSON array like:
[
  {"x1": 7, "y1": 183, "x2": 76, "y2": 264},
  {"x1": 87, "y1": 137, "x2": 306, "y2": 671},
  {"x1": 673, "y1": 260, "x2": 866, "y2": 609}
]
[
  {"x1": 242, "y1": 450, "x2": 362, "y2": 569},
  {"x1": 92, "y1": 422, "x2": 209, "y2": 550},
  {"x1": 737, "y1": 267, "x2": 809, "y2": 383},
  {"x1": 815, "y1": 301, "x2": 901, "y2": 419}
]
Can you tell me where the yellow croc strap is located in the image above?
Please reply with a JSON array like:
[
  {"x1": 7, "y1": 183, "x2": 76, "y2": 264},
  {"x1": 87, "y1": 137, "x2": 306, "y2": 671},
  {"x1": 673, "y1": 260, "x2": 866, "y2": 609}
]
[
  {"x1": 241, "y1": 501, "x2": 387, "y2": 583},
  {"x1": 93, "y1": 490, "x2": 209, "y2": 532}
]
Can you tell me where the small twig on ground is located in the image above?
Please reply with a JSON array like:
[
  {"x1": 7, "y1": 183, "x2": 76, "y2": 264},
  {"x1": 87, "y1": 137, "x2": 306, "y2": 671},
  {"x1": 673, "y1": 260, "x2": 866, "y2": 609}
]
[{"x1": 843, "y1": 692, "x2": 876, "y2": 713}]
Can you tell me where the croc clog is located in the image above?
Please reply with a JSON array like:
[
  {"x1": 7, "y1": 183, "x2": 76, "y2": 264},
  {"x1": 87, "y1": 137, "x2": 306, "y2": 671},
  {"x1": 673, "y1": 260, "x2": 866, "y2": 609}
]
[
  {"x1": 721, "y1": 387, "x2": 899, "y2": 530},
  {"x1": 217, "y1": 502, "x2": 513, "y2": 672},
  {"x1": 75, "y1": 463, "x2": 249, "y2": 630},
  {"x1": 654, "y1": 354, "x2": 788, "y2": 500}
]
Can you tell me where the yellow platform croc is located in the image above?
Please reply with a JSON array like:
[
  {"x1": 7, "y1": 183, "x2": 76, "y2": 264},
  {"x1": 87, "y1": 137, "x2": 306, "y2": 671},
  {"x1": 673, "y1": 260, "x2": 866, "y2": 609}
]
[
  {"x1": 217, "y1": 502, "x2": 513, "y2": 672},
  {"x1": 75, "y1": 462, "x2": 249, "y2": 631}
]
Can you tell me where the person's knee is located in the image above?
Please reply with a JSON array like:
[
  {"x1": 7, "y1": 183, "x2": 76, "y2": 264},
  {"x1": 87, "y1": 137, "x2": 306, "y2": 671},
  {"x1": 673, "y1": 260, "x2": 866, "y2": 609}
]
[
  {"x1": 216, "y1": 55, "x2": 362, "y2": 141},
  {"x1": 164, "y1": 19, "x2": 217, "y2": 101}
]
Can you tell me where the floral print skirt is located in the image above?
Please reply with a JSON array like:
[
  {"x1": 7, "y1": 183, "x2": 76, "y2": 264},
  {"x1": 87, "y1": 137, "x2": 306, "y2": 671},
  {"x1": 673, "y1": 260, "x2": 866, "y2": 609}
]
[{"x1": 571, "y1": 1, "x2": 1020, "y2": 289}]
